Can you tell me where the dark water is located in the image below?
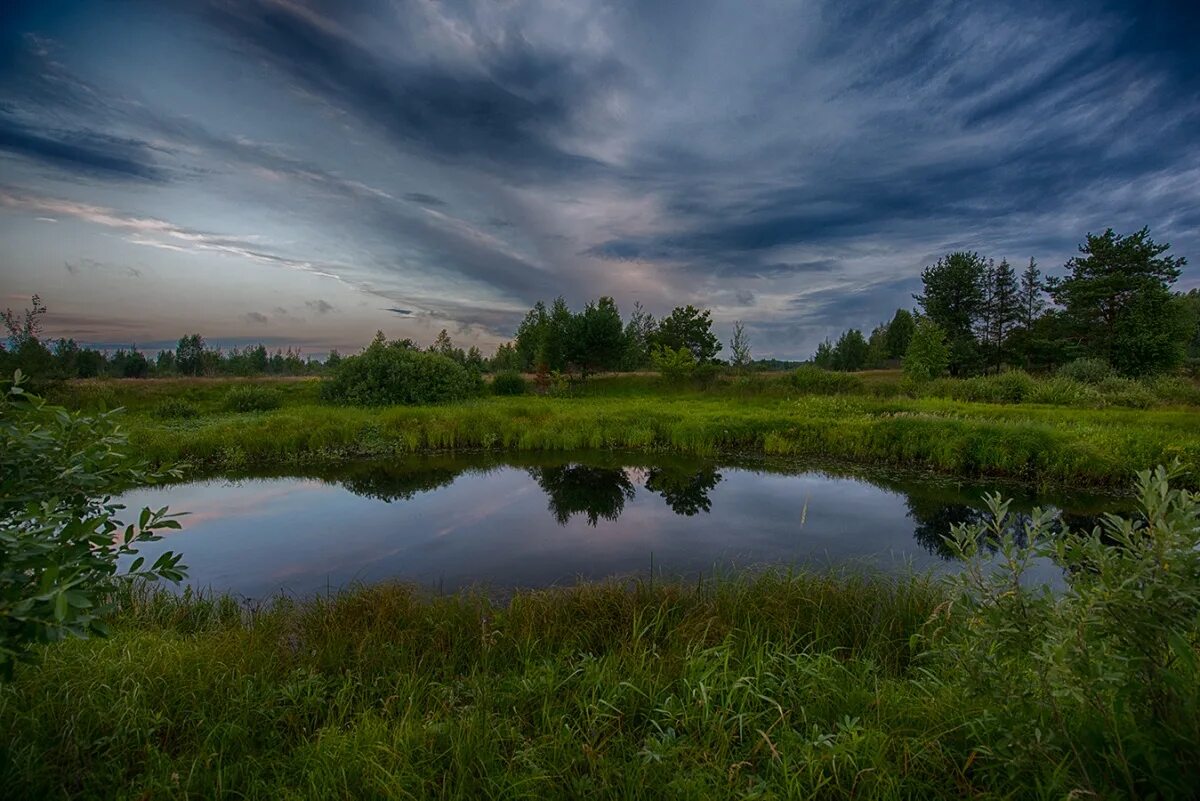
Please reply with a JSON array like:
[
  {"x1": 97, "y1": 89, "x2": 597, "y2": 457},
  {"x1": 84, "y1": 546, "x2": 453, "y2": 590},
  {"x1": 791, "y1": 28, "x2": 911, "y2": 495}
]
[{"x1": 116, "y1": 453, "x2": 1125, "y2": 599}]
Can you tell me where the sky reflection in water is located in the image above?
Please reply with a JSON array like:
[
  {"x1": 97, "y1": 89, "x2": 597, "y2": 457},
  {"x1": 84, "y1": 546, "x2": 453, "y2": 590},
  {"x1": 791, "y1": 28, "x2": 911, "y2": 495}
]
[{"x1": 116, "y1": 454, "x2": 1123, "y2": 599}]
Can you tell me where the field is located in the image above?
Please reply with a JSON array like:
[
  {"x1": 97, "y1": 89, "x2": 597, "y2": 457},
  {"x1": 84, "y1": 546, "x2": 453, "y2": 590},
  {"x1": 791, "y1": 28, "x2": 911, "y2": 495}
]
[{"x1": 49, "y1": 370, "x2": 1200, "y2": 488}]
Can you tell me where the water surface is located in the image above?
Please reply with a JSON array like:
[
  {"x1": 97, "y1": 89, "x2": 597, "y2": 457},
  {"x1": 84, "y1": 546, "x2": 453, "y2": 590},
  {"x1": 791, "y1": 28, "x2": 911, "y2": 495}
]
[{"x1": 117, "y1": 453, "x2": 1123, "y2": 598}]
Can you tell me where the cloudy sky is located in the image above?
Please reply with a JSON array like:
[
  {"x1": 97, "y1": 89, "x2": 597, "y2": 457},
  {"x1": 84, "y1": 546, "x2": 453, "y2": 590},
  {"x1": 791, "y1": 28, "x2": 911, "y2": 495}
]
[{"x1": 1, "y1": 0, "x2": 1197, "y2": 358}]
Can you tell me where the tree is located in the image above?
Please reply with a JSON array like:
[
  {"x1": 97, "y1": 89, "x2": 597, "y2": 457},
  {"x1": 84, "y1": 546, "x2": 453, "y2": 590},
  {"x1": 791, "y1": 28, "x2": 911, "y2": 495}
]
[
  {"x1": 621, "y1": 302, "x2": 657, "y2": 370},
  {"x1": 866, "y1": 323, "x2": 889, "y2": 368},
  {"x1": 515, "y1": 302, "x2": 549, "y2": 370},
  {"x1": 903, "y1": 317, "x2": 950, "y2": 381},
  {"x1": 1047, "y1": 228, "x2": 1187, "y2": 376},
  {"x1": 431, "y1": 329, "x2": 454, "y2": 356},
  {"x1": 729, "y1": 321, "x2": 751, "y2": 371},
  {"x1": 885, "y1": 309, "x2": 916, "y2": 359},
  {"x1": 566, "y1": 297, "x2": 625, "y2": 378},
  {"x1": 2, "y1": 295, "x2": 54, "y2": 380},
  {"x1": 176, "y1": 334, "x2": 206, "y2": 376},
  {"x1": 832, "y1": 328, "x2": 869, "y2": 371},
  {"x1": 1017, "y1": 258, "x2": 1045, "y2": 331},
  {"x1": 1, "y1": 372, "x2": 186, "y2": 676},
  {"x1": 981, "y1": 258, "x2": 1020, "y2": 373},
  {"x1": 653, "y1": 305, "x2": 721, "y2": 362},
  {"x1": 914, "y1": 252, "x2": 987, "y2": 376},
  {"x1": 812, "y1": 339, "x2": 835, "y2": 369}
]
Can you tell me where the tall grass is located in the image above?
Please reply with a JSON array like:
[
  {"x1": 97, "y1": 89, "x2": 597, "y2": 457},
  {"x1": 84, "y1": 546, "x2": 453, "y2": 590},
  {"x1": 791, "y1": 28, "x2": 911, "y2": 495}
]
[
  {"x1": 120, "y1": 395, "x2": 1199, "y2": 488},
  {"x1": 1, "y1": 572, "x2": 980, "y2": 800}
]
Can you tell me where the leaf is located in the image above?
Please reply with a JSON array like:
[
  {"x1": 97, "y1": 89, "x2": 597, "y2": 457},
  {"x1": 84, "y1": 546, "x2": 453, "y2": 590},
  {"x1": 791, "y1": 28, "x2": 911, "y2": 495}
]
[{"x1": 54, "y1": 592, "x2": 68, "y2": 622}]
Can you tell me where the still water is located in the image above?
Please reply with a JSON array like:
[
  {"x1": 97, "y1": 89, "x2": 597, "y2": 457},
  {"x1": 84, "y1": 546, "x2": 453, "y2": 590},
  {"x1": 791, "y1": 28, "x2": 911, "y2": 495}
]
[{"x1": 116, "y1": 453, "x2": 1123, "y2": 598}]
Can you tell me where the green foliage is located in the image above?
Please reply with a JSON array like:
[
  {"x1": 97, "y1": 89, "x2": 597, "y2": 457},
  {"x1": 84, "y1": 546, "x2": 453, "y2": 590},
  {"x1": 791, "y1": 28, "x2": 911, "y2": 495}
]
[
  {"x1": 931, "y1": 464, "x2": 1200, "y2": 796},
  {"x1": 1048, "y1": 227, "x2": 1188, "y2": 376},
  {"x1": 491, "y1": 371, "x2": 527, "y2": 396},
  {"x1": 789, "y1": 365, "x2": 865, "y2": 394},
  {"x1": 175, "y1": 333, "x2": 207, "y2": 376},
  {"x1": 915, "y1": 251, "x2": 987, "y2": 375},
  {"x1": 649, "y1": 344, "x2": 696, "y2": 382},
  {"x1": 811, "y1": 338, "x2": 835, "y2": 369},
  {"x1": 0, "y1": 372, "x2": 186, "y2": 677},
  {"x1": 831, "y1": 328, "x2": 868, "y2": 371},
  {"x1": 565, "y1": 296, "x2": 626, "y2": 377},
  {"x1": 885, "y1": 308, "x2": 916, "y2": 359},
  {"x1": 902, "y1": 318, "x2": 950, "y2": 381},
  {"x1": 223, "y1": 385, "x2": 283, "y2": 413},
  {"x1": 653, "y1": 305, "x2": 722, "y2": 362},
  {"x1": 152, "y1": 398, "x2": 200, "y2": 420},
  {"x1": 322, "y1": 334, "x2": 483, "y2": 406},
  {"x1": 924, "y1": 370, "x2": 1035, "y2": 404},
  {"x1": 1056, "y1": 357, "x2": 1113, "y2": 384}
]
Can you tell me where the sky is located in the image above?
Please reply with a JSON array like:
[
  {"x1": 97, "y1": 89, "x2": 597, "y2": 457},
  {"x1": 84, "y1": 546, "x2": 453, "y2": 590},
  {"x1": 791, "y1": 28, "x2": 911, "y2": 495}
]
[{"x1": 1, "y1": 0, "x2": 1197, "y2": 359}]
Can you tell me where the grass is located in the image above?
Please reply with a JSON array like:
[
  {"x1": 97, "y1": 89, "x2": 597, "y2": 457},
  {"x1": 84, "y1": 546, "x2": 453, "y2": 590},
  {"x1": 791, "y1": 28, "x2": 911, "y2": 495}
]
[
  {"x1": 43, "y1": 373, "x2": 1200, "y2": 488},
  {"x1": 0, "y1": 572, "x2": 997, "y2": 800}
]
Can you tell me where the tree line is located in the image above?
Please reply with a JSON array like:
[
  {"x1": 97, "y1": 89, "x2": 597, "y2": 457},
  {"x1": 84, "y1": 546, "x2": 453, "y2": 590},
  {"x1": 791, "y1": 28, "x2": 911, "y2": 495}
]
[
  {"x1": 5, "y1": 226, "x2": 1195, "y2": 384},
  {"x1": 813, "y1": 227, "x2": 1198, "y2": 378}
]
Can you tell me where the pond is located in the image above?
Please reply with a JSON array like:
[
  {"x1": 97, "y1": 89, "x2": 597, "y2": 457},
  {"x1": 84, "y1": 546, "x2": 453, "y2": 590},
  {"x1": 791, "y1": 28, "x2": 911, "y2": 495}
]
[{"x1": 116, "y1": 453, "x2": 1125, "y2": 599}]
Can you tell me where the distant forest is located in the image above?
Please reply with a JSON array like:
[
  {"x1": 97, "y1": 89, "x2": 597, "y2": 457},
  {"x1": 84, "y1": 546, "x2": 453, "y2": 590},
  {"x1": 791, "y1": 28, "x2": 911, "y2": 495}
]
[{"x1": 3, "y1": 226, "x2": 1197, "y2": 381}]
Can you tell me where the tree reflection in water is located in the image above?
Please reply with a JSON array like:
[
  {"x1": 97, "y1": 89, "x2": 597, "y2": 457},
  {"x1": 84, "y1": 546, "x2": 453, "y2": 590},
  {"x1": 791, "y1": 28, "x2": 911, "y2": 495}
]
[
  {"x1": 644, "y1": 466, "x2": 723, "y2": 516},
  {"x1": 529, "y1": 464, "x2": 637, "y2": 526}
]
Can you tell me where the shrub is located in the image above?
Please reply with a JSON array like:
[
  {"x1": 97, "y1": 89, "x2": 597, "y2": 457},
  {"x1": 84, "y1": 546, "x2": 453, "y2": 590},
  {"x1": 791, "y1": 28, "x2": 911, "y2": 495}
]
[
  {"x1": 1056, "y1": 357, "x2": 1112, "y2": 384},
  {"x1": 932, "y1": 464, "x2": 1200, "y2": 796},
  {"x1": 926, "y1": 371, "x2": 1036, "y2": 404},
  {"x1": 0, "y1": 372, "x2": 185, "y2": 676},
  {"x1": 1096, "y1": 376, "x2": 1155, "y2": 408},
  {"x1": 222, "y1": 385, "x2": 282, "y2": 413},
  {"x1": 1025, "y1": 376, "x2": 1102, "y2": 406},
  {"x1": 153, "y1": 398, "x2": 200, "y2": 419},
  {"x1": 1147, "y1": 375, "x2": 1200, "y2": 406},
  {"x1": 322, "y1": 335, "x2": 484, "y2": 406},
  {"x1": 491, "y1": 371, "x2": 527, "y2": 396},
  {"x1": 649, "y1": 345, "x2": 695, "y2": 383},
  {"x1": 789, "y1": 365, "x2": 864, "y2": 395}
]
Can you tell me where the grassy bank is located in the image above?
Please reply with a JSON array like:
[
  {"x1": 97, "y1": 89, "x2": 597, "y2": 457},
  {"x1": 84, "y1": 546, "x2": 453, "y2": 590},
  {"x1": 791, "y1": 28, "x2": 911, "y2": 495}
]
[
  {"x1": 3, "y1": 565, "x2": 1195, "y2": 800},
  {"x1": 77, "y1": 388, "x2": 1200, "y2": 488},
  {"x1": 0, "y1": 573, "x2": 1061, "y2": 799}
]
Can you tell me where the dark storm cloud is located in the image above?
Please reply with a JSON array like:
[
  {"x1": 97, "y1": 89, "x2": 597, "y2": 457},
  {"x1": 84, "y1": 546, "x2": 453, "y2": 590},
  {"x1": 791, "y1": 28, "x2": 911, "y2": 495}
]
[
  {"x1": 306, "y1": 299, "x2": 334, "y2": 314},
  {"x1": 0, "y1": 117, "x2": 167, "y2": 181},
  {"x1": 1, "y1": 0, "x2": 1197, "y2": 357},
  {"x1": 198, "y1": 0, "x2": 619, "y2": 178}
]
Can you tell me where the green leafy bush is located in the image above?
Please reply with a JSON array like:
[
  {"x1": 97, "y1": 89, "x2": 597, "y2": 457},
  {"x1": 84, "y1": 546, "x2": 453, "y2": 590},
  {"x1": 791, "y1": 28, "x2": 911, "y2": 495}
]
[
  {"x1": 1056, "y1": 357, "x2": 1112, "y2": 384},
  {"x1": 490, "y1": 371, "x2": 527, "y2": 396},
  {"x1": 321, "y1": 335, "x2": 483, "y2": 406},
  {"x1": 931, "y1": 463, "x2": 1200, "y2": 795},
  {"x1": 649, "y1": 345, "x2": 696, "y2": 383},
  {"x1": 790, "y1": 365, "x2": 865, "y2": 394},
  {"x1": 222, "y1": 385, "x2": 282, "y2": 413},
  {"x1": 1096, "y1": 376, "x2": 1155, "y2": 408},
  {"x1": 925, "y1": 370, "x2": 1035, "y2": 404},
  {"x1": 1025, "y1": 376, "x2": 1102, "y2": 406},
  {"x1": 1146, "y1": 375, "x2": 1200, "y2": 406},
  {"x1": 0, "y1": 372, "x2": 186, "y2": 677},
  {"x1": 152, "y1": 398, "x2": 199, "y2": 419}
]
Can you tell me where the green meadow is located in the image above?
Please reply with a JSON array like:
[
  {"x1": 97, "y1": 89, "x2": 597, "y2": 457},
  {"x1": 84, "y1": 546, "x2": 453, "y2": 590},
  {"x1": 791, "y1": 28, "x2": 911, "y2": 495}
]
[{"x1": 50, "y1": 371, "x2": 1200, "y2": 488}]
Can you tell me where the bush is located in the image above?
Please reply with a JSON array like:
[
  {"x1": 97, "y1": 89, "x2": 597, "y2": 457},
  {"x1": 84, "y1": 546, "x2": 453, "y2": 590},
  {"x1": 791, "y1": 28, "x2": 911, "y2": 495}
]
[
  {"x1": 649, "y1": 345, "x2": 695, "y2": 383},
  {"x1": 322, "y1": 336, "x2": 483, "y2": 406},
  {"x1": 1095, "y1": 376, "x2": 1155, "y2": 408},
  {"x1": 790, "y1": 365, "x2": 864, "y2": 394},
  {"x1": 153, "y1": 398, "x2": 200, "y2": 419},
  {"x1": 222, "y1": 385, "x2": 282, "y2": 413},
  {"x1": 1147, "y1": 375, "x2": 1200, "y2": 406},
  {"x1": 933, "y1": 464, "x2": 1200, "y2": 795},
  {"x1": 0, "y1": 372, "x2": 186, "y2": 676},
  {"x1": 925, "y1": 371, "x2": 1036, "y2": 404},
  {"x1": 1025, "y1": 376, "x2": 1102, "y2": 406},
  {"x1": 1056, "y1": 357, "x2": 1112, "y2": 384},
  {"x1": 491, "y1": 371, "x2": 527, "y2": 396}
]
